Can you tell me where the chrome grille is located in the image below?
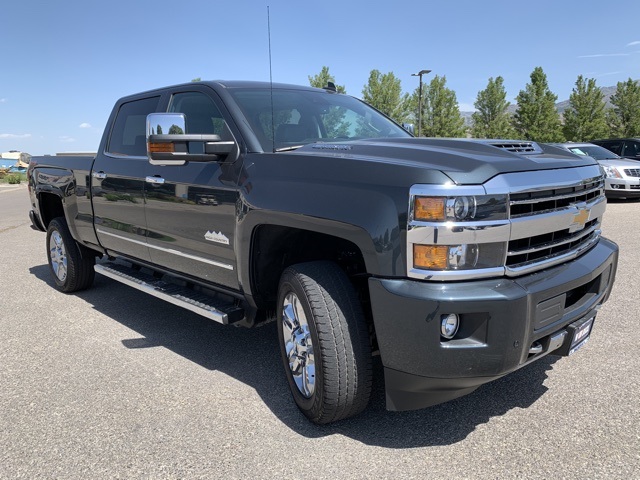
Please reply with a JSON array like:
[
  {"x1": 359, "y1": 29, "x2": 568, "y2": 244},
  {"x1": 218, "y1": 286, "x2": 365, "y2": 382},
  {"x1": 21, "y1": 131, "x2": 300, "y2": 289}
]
[
  {"x1": 624, "y1": 168, "x2": 640, "y2": 177},
  {"x1": 505, "y1": 176, "x2": 605, "y2": 275}
]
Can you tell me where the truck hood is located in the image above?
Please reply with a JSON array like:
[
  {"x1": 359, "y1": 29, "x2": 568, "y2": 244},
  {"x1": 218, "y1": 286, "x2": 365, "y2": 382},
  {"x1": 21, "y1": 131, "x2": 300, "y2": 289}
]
[{"x1": 294, "y1": 138, "x2": 597, "y2": 184}]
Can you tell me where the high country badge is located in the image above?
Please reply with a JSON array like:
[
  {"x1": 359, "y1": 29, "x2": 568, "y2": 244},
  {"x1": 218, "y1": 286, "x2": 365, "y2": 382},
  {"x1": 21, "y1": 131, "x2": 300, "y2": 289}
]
[{"x1": 204, "y1": 231, "x2": 230, "y2": 245}]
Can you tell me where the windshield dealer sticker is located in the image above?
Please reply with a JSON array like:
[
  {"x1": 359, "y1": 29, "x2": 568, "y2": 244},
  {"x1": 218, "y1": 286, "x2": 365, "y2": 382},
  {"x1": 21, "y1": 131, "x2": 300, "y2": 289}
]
[{"x1": 205, "y1": 231, "x2": 230, "y2": 245}]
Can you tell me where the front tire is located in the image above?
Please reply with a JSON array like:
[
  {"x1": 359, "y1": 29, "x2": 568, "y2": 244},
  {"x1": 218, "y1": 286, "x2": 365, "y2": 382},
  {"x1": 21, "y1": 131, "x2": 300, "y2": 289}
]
[
  {"x1": 46, "y1": 217, "x2": 95, "y2": 293},
  {"x1": 277, "y1": 261, "x2": 372, "y2": 424}
]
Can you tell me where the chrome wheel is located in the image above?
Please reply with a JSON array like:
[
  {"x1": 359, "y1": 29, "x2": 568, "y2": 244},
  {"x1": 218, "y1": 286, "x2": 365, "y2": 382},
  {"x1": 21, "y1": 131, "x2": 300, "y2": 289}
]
[
  {"x1": 281, "y1": 291, "x2": 315, "y2": 398},
  {"x1": 46, "y1": 217, "x2": 95, "y2": 293},
  {"x1": 49, "y1": 230, "x2": 68, "y2": 282}
]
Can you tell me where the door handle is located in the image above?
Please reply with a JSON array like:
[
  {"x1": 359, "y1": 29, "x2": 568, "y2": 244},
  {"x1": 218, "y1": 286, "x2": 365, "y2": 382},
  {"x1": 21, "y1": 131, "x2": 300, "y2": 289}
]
[
  {"x1": 92, "y1": 171, "x2": 107, "y2": 179},
  {"x1": 145, "y1": 176, "x2": 165, "y2": 185}
]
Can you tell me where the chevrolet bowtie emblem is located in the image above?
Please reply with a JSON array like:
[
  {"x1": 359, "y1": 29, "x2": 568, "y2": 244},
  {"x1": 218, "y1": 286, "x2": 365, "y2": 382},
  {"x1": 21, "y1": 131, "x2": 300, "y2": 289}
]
[{"x1": 569, "y1": 204, "x2": 590, "y2": 233}]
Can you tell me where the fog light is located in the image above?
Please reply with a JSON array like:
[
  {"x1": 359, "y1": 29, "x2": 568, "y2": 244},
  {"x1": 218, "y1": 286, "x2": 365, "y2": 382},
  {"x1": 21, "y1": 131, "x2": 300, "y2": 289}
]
[{"x1": 441, "y1": 313, "x2": 459, "y2": 339}]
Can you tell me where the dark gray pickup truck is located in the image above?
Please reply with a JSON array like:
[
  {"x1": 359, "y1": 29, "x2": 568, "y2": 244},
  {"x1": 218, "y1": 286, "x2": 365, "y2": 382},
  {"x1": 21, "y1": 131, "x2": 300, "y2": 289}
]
[{"x1": 28, "y1": 81, "x2": 618, "y2": 424}]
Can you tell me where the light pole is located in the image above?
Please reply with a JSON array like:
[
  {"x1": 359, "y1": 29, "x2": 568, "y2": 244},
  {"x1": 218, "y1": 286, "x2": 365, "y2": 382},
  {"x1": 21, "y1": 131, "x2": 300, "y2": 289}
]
[{"x1": 411, "y1": 69, "x2": 431, "y2": 137}]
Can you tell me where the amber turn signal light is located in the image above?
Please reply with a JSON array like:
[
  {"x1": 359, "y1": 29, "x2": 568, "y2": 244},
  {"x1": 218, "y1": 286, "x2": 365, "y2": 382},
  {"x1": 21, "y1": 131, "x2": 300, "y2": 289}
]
[
  {"x1": 413, "y1": 245, "x2": 448, "y2": 270},
  {"x1": 148, "y1": 142, "x2": 175, "y2": 153},
  {"x1": 414, "y1": 197, "x2": 445, "y2": 221}
]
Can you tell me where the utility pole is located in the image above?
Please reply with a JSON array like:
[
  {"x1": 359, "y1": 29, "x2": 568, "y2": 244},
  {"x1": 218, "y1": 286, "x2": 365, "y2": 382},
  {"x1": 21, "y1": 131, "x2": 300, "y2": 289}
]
[{"x1": 412, "y1": 69, "x2": 432, "y2": 137}]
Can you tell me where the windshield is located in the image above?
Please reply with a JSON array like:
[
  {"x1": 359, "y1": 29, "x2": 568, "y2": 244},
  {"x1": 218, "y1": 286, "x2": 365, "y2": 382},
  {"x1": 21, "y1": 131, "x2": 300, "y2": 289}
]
[
  {"x1": 567, "y1": 145, "x2": 621, "y2": 160},
  {"x1": 229, "y1": 87, "x2": 411, "y2": 152}
]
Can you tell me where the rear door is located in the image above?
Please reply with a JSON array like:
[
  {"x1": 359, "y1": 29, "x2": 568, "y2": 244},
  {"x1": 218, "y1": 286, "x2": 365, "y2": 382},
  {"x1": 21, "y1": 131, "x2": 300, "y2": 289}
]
[
  {"x1": 91, "y1": 95, "x2": 161, "y2": 261},
  {"x1": 143, "y1": 87, "x2": 244, "y2": 289}
]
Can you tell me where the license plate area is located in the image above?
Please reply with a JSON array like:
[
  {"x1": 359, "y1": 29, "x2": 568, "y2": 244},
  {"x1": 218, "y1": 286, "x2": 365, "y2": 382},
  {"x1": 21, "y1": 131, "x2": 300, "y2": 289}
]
[{"x1": 554, "y1": 314, "x2": 595, "y2": 356}]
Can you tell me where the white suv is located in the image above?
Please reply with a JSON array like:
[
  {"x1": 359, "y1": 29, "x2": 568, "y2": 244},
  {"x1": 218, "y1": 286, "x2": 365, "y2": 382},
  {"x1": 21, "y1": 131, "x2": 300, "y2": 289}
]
[{"x1": 550, "y1": 142, "x2": 640, "y2": 199}]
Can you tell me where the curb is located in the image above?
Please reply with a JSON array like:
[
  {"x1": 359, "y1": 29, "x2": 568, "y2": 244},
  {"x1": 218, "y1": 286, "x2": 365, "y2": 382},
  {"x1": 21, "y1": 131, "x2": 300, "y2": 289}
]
[{"x1": 0, "y1": 183, "x2": 28, "y2": 194}]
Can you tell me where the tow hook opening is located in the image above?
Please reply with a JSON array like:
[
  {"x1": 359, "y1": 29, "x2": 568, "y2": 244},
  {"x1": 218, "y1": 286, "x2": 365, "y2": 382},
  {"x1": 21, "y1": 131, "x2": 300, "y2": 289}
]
[
  {"x1": 528, "y1": 342, "x2": 543, "y2": 355},
  {"x1": 528, "y1": 329, "x2": 569, "y2": 359}
]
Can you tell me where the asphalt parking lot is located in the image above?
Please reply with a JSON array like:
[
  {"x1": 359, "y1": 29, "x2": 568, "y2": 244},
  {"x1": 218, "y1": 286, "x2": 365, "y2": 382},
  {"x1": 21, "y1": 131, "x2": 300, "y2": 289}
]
[{"x1": 1, "y1": 184, "x2": 639, "y2": 479}]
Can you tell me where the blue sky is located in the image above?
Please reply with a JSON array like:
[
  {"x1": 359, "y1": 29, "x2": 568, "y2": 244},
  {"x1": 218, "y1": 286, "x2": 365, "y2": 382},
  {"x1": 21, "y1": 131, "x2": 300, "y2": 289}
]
[{"x1": 1, "y1": 0, "x2": 639, "y2": 156}]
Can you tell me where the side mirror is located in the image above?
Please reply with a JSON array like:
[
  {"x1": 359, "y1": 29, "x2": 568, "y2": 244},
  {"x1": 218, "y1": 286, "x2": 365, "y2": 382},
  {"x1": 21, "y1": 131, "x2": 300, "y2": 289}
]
[
  {"x1": 146, "y1": 113, "x2": 238, "y2": 166},
  {"x1": 401, "y1": 123, "x2": 415, "y2": 135}
]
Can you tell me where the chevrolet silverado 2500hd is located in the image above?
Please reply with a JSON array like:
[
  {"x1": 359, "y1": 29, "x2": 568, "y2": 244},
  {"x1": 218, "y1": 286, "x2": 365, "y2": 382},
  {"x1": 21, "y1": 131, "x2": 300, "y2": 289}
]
[{"x1": 28, "y1": 81, "x2": 618, "y2": 424}]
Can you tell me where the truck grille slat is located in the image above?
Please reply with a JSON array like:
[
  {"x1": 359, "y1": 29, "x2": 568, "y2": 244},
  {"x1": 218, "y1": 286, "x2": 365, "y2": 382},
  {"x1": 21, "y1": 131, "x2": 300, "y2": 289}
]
[
  {"x1": 510, "y1": 179, "x2": 603, "y2": 217},
  {"x1": 507, "y1": 221, "x2": 599, "y2": 264}
]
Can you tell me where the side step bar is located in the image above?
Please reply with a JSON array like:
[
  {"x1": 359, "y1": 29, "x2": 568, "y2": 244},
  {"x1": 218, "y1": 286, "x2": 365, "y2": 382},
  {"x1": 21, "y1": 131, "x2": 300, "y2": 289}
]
[{"x1": 94, "y1": 263, "x2": 244, "y2": 325}]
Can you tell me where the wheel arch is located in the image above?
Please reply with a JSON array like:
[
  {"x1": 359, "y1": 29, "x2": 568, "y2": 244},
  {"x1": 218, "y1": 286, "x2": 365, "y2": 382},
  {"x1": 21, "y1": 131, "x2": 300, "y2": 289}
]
[
  {"x1": 36, "y1": 191, "x2": 66, "y2": 230},
  {"x1": 33, "y1": 166, "x2": 81, "y2": 242},
  {"x1": 247, "y1": 223, "x2": 372, "y2": 315}
]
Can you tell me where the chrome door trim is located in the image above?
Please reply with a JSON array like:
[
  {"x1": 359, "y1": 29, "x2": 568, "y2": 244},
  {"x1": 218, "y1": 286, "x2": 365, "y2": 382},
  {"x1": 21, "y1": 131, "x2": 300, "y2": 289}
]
[{"x1": 96, "y1": 229, "x2": 234, "y2": 271}]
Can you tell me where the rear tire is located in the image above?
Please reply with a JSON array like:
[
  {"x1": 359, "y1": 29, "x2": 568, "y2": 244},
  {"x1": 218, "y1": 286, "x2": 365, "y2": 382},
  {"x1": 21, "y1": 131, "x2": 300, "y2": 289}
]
[
  {"x1": 277, "y1": 261, "x2": 372, "y2": 424},
  {"x1": 46, "y1": 217, "x2": 95, "y2": 293}
]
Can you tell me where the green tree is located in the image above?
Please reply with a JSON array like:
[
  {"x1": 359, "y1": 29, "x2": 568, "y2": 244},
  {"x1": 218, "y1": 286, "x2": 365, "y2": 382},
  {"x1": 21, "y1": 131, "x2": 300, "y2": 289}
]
[
  {"x1": 362, "y1": 70, "x2": 408, "y2": 123},
  {"x1": 308, "y1": 66, "x2": 346, "y2": 93},
  {"x1": 308, "y1": 66, "x2": 349, "y2": 137},
  {"x1": 412, "y1": 75, "x2": 465, "y2": 137},
  {"x1": 562, "y1": 76, "x2": 608, "y2": 141},
  {"x1": 471, "y1": 76, "x2": 515, "y2": 139},
  {"x1": 513, "y1": 67, "x2": 564, "y2": 142},
  {"x1": 191, "y1": 77, "x2": 202, "y2": 82},
  {"x1": 606, "y1": 78, "x2": 640, "y2": 137}
]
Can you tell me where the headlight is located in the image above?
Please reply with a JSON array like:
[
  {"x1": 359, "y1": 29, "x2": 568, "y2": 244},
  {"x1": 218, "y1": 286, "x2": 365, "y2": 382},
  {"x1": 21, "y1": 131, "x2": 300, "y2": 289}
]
[
  {"x1": 409, "y1": 189, "x2": 509, "y2": 278},
  {"x1": 413, "y1": 243, "x2": 506, "y2": 270},
  {"x1": 447, "y1": 196, "x2": 476, "y2": 221},
  {"x1": 602, "y1": 165, "x2": 622, "y2": 179},
  {"x1": 413, "y1": 194, "x2": 507, "y2": 222}
]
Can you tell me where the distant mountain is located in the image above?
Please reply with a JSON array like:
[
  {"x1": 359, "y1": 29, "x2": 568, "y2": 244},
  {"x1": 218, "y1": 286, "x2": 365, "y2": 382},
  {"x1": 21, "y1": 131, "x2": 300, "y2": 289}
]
[
  {"x1": 460, "y1": 83, "x2": 628, "y2": 126},
  {"x1": 555, "y1": 85, "x2": 618, "y2": 114}
]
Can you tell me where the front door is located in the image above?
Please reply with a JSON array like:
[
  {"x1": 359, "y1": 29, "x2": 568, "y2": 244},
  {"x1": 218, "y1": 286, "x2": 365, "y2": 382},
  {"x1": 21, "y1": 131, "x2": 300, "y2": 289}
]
[{"x1": 143, "y1": 90, "x2": 243, "y2": 290}]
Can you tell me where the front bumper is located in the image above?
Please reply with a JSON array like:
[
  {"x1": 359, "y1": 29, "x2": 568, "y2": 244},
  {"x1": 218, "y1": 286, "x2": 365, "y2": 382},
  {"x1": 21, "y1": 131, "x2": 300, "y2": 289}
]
[
  {"x1": 605, "y1": 177, "x2": 640, "y2": 198},
  {"x1": 369, "y1": 237, "x2": 619, "y2": 411}
]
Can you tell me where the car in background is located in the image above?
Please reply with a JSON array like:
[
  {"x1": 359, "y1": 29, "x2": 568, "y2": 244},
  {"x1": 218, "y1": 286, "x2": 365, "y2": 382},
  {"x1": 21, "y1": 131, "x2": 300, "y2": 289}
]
[
  {"x1": 550, "y1": 142, "x2": 640, "y2": 199},
  {"x1": 7, "y1": 165, "x2": 27, "y2": 173},
  {"x1": 591, "y1": 138, "x2": 640, "y2": 160}
]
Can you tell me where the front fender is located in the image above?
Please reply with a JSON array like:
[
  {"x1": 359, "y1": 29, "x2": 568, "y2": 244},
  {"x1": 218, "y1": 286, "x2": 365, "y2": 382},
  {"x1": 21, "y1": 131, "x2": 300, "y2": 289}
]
[{"x1": 235, "y1": 184, "x2": 407, "y2": 301}]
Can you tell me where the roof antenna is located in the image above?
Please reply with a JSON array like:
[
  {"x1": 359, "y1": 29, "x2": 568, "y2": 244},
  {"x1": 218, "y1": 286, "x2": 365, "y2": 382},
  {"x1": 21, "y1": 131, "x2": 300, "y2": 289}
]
[
  {"x1": 268, "y1": 6, "x2": 276, "y2": 153},
  {"x1": 325, "y1": 82, "x2": 337, "y2": 93}
]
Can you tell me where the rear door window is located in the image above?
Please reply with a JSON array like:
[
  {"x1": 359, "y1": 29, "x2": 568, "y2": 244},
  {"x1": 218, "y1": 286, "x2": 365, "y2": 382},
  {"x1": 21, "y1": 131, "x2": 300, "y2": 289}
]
[
  {"x1": 622, "y1": 141, "x2": 640, "y2": 158},
  {"x1": 601, "y1": 141, "x2": 622, "y2": 156}
]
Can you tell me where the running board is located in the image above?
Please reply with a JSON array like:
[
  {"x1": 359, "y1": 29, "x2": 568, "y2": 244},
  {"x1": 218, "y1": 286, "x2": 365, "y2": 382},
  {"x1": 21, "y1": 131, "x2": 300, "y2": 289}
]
[{"x1": 94, "y1": 263, "x2": 244, "y2": 325}]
